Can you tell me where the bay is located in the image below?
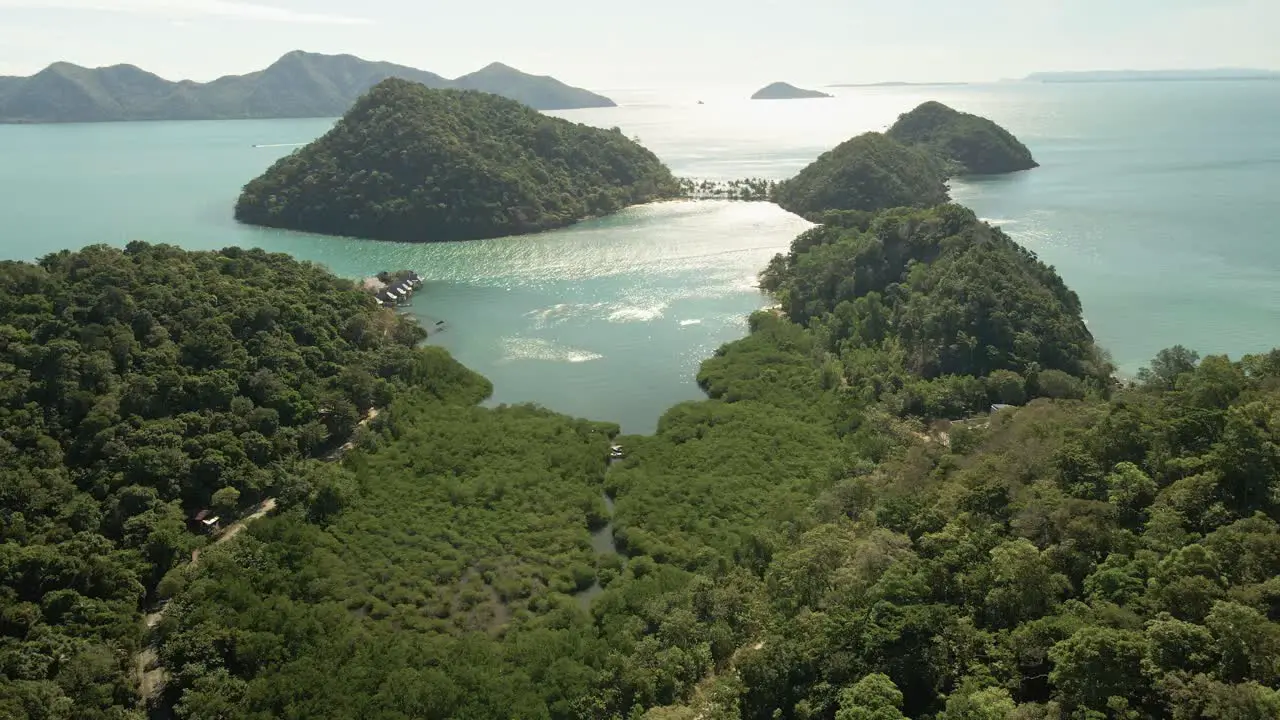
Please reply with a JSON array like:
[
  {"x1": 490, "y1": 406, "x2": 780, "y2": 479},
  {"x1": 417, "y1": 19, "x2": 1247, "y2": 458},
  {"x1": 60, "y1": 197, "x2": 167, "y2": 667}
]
[{"x1": 1, "y1": 80, "x2": 1276, "y2": 430}]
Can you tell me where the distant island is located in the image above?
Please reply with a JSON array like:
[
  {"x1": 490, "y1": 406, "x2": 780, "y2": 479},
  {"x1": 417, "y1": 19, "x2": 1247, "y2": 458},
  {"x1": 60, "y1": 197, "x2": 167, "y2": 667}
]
[
  {"x1": 751, "y1": 82, "x2": 832, "y2": 100},
  {"x1": 235, "y1": 79, "x2": 677, "y2": 243},
  {"x1": 887, "y1": 100, "x2": 1038, "y2": 175},
  {"x1": 0, "y1": 51, "x2": 615, "y2": 124},
  {"x1": 1024, "y1": 68, "x2": 1280, "y2": 83},
  {"x1": 827, "y1": 81, "x2": 969, "y2": 88}
]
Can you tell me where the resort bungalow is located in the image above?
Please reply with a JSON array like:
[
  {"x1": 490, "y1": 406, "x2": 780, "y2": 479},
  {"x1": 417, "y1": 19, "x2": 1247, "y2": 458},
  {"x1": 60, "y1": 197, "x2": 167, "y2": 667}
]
[
  {"x1": 990, "y1": 403, "x2": 1014, "y2": 413},
  {"x1": 190, "y1": 509, "x2": 221, "y2": 534},
  {"x1": 610, "y1": 444, "x2": 624, "y2": 460}
]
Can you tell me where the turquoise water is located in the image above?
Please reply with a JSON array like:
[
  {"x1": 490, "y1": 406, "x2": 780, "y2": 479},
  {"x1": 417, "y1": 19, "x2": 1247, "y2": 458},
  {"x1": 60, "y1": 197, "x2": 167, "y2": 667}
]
[{"x1": 1, "y1": 80, "x2": 1277, "y2": 429}]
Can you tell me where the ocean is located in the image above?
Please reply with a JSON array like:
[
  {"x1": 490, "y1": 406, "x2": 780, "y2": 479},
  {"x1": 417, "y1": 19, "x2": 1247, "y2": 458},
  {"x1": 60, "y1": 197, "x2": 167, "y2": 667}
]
[{"x1": 1, "y1": 80, "x2": 1276, "y2": 431}]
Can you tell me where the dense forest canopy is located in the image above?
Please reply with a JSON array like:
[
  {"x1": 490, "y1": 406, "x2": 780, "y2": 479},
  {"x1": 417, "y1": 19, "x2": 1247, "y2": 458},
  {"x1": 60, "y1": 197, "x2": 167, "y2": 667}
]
[
  {"x1": 0, "y1": 50, "x2": 614, "y2": 124},
  {"x1": 771, "y1": 133, "x2": 949, "y2": 218},
  {"x1": 887, "y1": 101, "x2": 1039, "y2": 175},
  {"x1": 147, "y1": 207, "x2": 1280, "y2": 718},
  {"x1": 759, "y1": 204, "x2": 1110, "y2": 414},
  {"x1": 235, "y1": 78, "x2": 679, "y2": 243},
  {"x1": 0, "y1": 242, "x2": 487, "y2": 718},
  {"x1": 7, "y1": 101, "x2": 1278, "y2": 720}
]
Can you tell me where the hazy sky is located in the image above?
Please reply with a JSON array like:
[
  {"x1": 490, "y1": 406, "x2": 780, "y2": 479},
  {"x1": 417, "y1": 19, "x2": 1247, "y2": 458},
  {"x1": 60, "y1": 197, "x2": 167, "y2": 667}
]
[{"x1": 1, "y1": 0, "x2": 1276, "y2": 88}]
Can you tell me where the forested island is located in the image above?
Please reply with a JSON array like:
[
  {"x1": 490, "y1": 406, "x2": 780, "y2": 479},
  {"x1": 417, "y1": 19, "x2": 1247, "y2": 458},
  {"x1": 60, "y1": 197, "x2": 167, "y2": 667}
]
[
  {"x1": 4, "y1": 97, "x2": 1279, "y2": 720},
  {"x1": 0, "y1": 51, "x2": 615, "y2": 124},
  {"x1": 235, "y1": 79, "x2": 678, "y2": 243},
  {"x1": 751, "y1": 82, "x2": 832, "y2": 100},
  {"x1": 887, "y1": 101, "x2": 1039, "y2": 174},
  {"x1": 772, "y1": 132, "x2": 950, "y2": 215}
]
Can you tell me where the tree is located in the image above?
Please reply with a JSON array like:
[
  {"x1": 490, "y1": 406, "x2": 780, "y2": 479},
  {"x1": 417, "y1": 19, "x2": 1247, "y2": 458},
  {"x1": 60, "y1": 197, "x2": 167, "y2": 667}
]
[
  {"x1": 210, "y1": 486, "x2": 241, "y2": 516},
  {"x1": 941, "y1": 684, "x2": 1017, "y2": 720},
  {"x1": 1048, "y1": 627, "x2": 1149, "y2": 713},
  {"x1": 987, "y1": 370, "x2": 1027, "y2": 406},
  {"x1": 1138, "y1": 346, "x2": 1200, "y2": 389},
  {"x1": 837, "y1": 674, "x2": 908, "y2": 720}
]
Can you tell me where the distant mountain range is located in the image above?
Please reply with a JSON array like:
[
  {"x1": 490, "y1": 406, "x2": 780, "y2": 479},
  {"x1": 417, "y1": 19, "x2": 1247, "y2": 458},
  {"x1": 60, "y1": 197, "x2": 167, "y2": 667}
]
[
  {"x1": 0, "y1": 51, "x2": 616, "y2": 124},
  {"x1": 1024, "y1": 68, "x2": 1280, "y2": 83}
]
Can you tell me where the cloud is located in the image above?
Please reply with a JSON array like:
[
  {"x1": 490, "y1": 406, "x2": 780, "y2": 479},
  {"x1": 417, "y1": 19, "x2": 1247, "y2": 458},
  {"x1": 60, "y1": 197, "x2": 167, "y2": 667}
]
[{"x1": 0, "y1": 0, "x2": 373, "y2": 25}]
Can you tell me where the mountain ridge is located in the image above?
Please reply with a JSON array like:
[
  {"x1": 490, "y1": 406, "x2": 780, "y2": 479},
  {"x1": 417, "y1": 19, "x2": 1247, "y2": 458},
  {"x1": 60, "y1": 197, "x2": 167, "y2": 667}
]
[{"x1": 0, "y1": 51, "x2": 615, "y2": 123}]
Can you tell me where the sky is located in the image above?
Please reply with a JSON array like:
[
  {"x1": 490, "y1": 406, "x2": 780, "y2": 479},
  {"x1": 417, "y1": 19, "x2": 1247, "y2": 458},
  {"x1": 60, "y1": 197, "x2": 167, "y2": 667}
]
[{"x1": 0, "y1": 0, "x2": 1277, "y2": 89}]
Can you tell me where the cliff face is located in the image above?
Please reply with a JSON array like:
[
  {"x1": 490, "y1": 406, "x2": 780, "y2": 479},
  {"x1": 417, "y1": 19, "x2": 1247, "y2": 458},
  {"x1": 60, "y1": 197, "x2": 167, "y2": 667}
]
[{"x1": 887, "y1": 101, "x2": 1038, "y2": 174}]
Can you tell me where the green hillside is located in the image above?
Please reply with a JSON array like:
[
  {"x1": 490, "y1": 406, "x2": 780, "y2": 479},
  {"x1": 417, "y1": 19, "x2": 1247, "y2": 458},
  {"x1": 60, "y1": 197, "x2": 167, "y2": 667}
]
[{"x1": 235, "y1": 79, "x2": 678, "y2": 243}]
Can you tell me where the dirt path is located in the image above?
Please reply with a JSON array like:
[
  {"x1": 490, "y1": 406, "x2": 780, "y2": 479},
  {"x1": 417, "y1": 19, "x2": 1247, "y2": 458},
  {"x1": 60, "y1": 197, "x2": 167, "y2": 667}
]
[
  {"x1": 327, "y1": 407, "x2": 380, "y2": 460},
  {"x1": 136, "y1": 496, "x2": 279, "y2": 703},
  {"x1": 136, "y1": 407, "x2": 381, "y2": 706},
  {"x1": 214, "y1": 497, "x2": 277, "y2": 545}
]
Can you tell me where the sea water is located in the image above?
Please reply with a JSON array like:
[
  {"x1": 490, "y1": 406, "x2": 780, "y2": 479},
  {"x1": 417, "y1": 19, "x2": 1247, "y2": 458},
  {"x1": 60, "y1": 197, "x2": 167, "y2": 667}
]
[{"x1": 1, "y1": 80, "x2": 1276, "y2": 430}]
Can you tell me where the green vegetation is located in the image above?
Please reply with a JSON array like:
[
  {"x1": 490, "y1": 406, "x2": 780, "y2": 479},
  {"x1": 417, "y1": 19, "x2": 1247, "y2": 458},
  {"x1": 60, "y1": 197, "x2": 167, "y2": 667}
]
[
  {"x1": 0, "y1": 242, "x2": 481, "y2": 717},
  {"x1": 760, "y1": 204, "x2": 1109, "y2": 414},
  {"x1": 677, "y1": 178, "x2": 777, "y2": 201},
  {"x1": 235, "y1": 79, "x2": 678, "y2": 243},
  {"x1": 771, "y1": 133, "x2": 949, "y2": 218},
  {"x1": 0, "y1": 51, "x2": 614, "y2": 124},
  {"x1": 8, "y1": 117, "x2": 1277, "y2": 720},
  {"x1": 155, "y1": 192, "x2": 1280, "y2": 718},
  {"x1": 750, "y1": 82, "x2": 832, "y2": 100},
  {"x1": 887, "y1": 101, "x2": 1038, "y2": 175}
]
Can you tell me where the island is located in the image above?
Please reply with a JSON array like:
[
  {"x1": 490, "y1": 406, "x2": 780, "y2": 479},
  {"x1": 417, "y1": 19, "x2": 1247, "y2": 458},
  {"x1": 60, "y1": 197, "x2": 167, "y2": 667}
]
[
  {"x1": 234, "y1": 78, "x2": 678, "y2": 243},
  {"x1": 771, "y1": 132, "x2": 948, "y2": 217},
  {"x1": 887, "y1": 100, "x2": 1038, "y2": 174},
  {"x1": 750, "y1": 82, "x2": 832, "y2": 100},
  {"x1": 0, "y1": 50, "x2": 616, "y2": 124}
]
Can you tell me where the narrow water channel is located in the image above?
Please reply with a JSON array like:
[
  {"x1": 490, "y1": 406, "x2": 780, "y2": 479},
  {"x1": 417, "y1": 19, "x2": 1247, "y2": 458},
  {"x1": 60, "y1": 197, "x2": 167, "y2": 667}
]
[{"x1": 576, "y1": 490, "x2": 619, "y2": 608}]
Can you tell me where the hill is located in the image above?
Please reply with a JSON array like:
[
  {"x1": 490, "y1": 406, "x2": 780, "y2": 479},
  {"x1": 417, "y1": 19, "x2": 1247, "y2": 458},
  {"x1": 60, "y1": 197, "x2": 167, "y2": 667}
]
[
  {"x1": 0, "y1": 51, "x2": 615, "y2": 123},
  {"x1": 453, "y1": 61, "x2": 615, "y2": 111},
  {"x1": 0, "y1": 241, "x2": 490, "y2": 716},
  {"x1": 234, "y1": 78, "x2": 678, "y2": 243},
  {"x1": 887, "y1": 100, "x2": 1038, "y2": 174},
  {"x1": 771, "y1": 131, "x2": 949, "y2": 217},
  {"x1": 750, "y1": 81, "x2": 832, "y2": 100}
]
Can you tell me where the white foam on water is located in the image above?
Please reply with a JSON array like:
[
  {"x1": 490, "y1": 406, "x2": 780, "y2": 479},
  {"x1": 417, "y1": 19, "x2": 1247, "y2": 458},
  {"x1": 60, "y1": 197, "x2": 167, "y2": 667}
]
[
  {"x1": 499, "y1": 337, "x2": 603, "y2": 364},
  {"x1": 980, "y1": 218, "x2": 1020, "y2": 226},
  {"x1": 525, "y1": 302, "x2": 605, "y2": 329},
  {"x1": 679, "y1": 319, "x2": 703, "y2": 326},
  {"x1": 608, "y1": 303, "x2": 666, "y2": 323}
]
